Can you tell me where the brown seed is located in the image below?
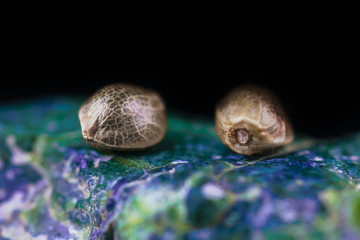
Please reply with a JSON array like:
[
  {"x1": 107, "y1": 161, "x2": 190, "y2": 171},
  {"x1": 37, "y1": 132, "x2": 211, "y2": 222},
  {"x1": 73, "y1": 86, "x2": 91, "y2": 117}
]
[
  {"x1": 78, "y1": 83, "x2": 166, "y2": 150},
  {"x1": 215, "y1": 85, "x2": 294, "y2": 155}
]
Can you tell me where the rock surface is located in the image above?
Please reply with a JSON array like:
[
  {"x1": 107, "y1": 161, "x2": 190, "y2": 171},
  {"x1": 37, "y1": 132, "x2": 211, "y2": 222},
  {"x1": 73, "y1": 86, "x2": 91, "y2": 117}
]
[{"x1": 0, "y1": 97, "x2": 359, "y2": 239}]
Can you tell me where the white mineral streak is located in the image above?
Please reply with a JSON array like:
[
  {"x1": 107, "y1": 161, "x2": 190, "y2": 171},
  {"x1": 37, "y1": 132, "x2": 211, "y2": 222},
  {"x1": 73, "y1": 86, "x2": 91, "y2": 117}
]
[
  {"x1": 252, "y1": 197, "x2": 273, "y2": 227},
  {"x1": 141, "y1": 185, "x2": 183, "y2": 212},
  {"x1": 94, "y1": 155, "x2": 113, "y2": 168},
  {"x1": 236, "y1": 186, "x2": 262, "y2": 201},
  {"x1": 171, "y1": 159, "x2": 189, "y2": 165},
  {"x1": 297, "y1": 150, "x2": 310, "y2": 156},
  {"x1": 201, "y1": 183, "x2": 225, "y2": 200},
  {"x1": 78, "y1": 180, "x2": 91, "y2": 199},
  {"x1": 0, "y1": 181, "x2": 47, "y2": 221},
  {"x1": 6, "y1": 135, "x2": 32, "y2": 165},
  {"x1": 68, "y1": 224, "x2": 90, "y2": 240},
  {"x1": 0, "y1": 192, "x2": 26, "y2": 221},
  {"x1": 4, "y1": 134, "x2": 52, "y2": 222},
  {"x1": 313, "y1": 156, "x2": 324, "y2": 161},
  {"x1": 1, "y1": 221, "x2": 47, "y2": 240},
  {"x1": 62, "y1": 152, "x2": 77, "y2": 181},
  {"x1": 277, "y1": 200, "x2": 297, "y2": 222},
  {"x1": 61, "y1": 152, "x2": 91, "y2": 199}
]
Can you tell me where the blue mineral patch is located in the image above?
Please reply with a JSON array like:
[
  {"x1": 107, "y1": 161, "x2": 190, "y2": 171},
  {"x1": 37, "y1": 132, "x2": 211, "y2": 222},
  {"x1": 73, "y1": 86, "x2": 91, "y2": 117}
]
[{"x1": 0, "y1": 97, "x2": 359, "y2": 239}]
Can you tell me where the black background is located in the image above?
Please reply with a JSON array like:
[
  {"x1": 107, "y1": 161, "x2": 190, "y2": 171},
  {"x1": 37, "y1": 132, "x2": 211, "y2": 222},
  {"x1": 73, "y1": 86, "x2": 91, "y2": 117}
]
[{"x1": 2, "y1": 44, "x2": 359, "y2": 138}]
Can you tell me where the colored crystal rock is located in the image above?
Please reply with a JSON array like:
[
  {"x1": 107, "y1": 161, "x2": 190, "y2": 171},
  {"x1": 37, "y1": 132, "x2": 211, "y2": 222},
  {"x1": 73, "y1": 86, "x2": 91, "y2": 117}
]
[{"x1": 0, "y1": 97, "x2": 359, "y2": 239}]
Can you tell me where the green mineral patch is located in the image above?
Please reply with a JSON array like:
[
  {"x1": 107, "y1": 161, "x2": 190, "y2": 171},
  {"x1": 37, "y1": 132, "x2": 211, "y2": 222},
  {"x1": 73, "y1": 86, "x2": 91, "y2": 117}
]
[{"x1": 0, "y1": 97, "x2": 359, "y2": 239}]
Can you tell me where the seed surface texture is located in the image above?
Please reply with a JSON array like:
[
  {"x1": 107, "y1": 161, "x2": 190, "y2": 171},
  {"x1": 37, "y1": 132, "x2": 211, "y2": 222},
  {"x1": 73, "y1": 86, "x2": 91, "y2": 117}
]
[
  {"x1": 78, "y1": 83, "x2": 166, "y2": 150},
  {"x1": 215, "y1": 85, "x2": 293, "y2": 155}
]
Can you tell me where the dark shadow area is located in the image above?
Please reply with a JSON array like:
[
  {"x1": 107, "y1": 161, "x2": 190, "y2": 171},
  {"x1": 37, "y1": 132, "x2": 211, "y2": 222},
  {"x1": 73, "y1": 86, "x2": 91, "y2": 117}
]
[{"x1": 2, "y1": 49, "x2": 358, "y2": 139}]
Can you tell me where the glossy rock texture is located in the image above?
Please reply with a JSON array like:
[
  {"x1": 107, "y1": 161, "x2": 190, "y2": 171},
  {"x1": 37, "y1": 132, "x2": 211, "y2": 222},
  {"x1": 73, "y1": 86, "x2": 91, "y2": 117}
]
[{"x1": 0, "y1": 97, "x2": 359, "y2": 240}]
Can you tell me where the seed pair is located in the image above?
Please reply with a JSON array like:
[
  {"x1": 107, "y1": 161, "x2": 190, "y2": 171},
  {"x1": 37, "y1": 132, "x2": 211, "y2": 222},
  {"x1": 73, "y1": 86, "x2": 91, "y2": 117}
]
[{"x1": 78, "y1": 83, "x2": 293, "y2": 155}]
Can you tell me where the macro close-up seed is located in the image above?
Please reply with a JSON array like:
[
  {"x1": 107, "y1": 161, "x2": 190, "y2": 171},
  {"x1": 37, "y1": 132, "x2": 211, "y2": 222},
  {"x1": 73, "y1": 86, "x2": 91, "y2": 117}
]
[
  {"x1": 78, "y1": 83, "x2": 166, "y2": 151},
  {"x1": 215, "y1": 85, "x2": 294, "y2": 155}
]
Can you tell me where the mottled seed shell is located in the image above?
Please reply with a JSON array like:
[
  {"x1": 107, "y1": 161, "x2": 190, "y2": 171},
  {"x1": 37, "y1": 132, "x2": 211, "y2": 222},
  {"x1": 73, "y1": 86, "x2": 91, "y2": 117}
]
[
  {"x1": 215, "y1": 85, "x2": 293, "y2": 155},
  {"x1": 78, "y1": 83, "x2": 166, "y2": 150}
]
